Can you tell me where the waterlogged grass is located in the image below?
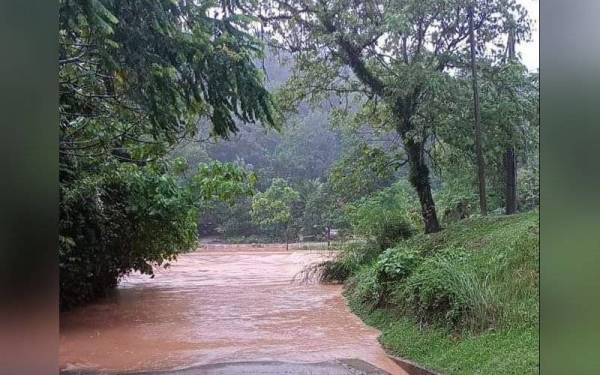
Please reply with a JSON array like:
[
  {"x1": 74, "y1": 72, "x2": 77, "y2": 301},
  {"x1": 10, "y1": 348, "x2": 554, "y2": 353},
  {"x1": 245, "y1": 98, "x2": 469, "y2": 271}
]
[{"x1": 340, "y1": 212, "x2": 539, "y2": 374}]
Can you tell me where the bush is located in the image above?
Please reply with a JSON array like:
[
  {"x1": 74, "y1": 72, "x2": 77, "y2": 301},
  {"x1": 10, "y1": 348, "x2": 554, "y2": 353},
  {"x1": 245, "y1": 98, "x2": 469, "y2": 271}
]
[
  {"x1": 347, "y1": 264, "x2": 383, "y2": 309},
  {"x1": 60, "y1": 163, "x2": 198, "y2": 310},
  {"x1": 400, "y1": 249, "x2": 498, "y2": 331},
  {"x1": 518, "y1": 163, "x2": 539, "y2": 211},
  {"x1": 375, "y1": 218, "x2": 414, "y2": 250},
  {"x1": 319, "y1": 260, "x2": 353, "y2": 283},
  {"x1": 320, "y1": 241, "x2": 381, "y2": 282},
  {"x1": 375, "y1": 245, "x2": 421, "y2": 283},
  {"x1": 344, "y1": 213, "x2": 539, "y2": 374},
  {"x1": 435, "y1": 177, "x2": 477, "y2": 225},
  {"x1": 345, "y1": 182, "x2": 418, "y2": 249},
  {"x1": 340, "y1": 243, "x2": 422, "y2": 310}
]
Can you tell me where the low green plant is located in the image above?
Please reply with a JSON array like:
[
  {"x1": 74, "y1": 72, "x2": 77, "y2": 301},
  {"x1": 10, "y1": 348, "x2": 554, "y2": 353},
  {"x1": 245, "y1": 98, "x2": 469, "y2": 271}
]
[
  {"x1": 375, "y1": 245, "x2": 421, "y2": 283},
  {"x1": 375, "y1": 218, "x2": 414, "y2": 251},
  {"x1": 400, "y1": 250, "x2": 498, "y2": 331},
  {"x1": 347, "y1": 263, "x2": 383, "y2": 309},
  {"x1": 319, "y1": 260, "x2": 353, "y2": 283},
  {"x1": 319, "y1": 241, "x2": 381, "y2": 283},
  {"x1": 345, "y1": 182, "x2": 419, "y2": 249},
  {"x1": 343, "y1": 212, "x2": 539, "y2": 374}
]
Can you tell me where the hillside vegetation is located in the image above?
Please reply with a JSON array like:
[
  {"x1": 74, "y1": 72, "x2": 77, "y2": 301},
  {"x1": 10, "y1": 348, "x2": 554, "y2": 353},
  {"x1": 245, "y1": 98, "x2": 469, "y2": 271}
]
[{"x1": 322, "y1": 212, "x2": 539, "y2": 374}]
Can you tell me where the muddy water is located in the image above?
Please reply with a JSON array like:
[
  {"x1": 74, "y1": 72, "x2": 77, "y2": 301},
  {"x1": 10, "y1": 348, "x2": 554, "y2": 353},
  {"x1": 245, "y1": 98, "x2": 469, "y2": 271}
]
[{"x1": 60, "y1": 245, "x2": 406, "y2": 374}]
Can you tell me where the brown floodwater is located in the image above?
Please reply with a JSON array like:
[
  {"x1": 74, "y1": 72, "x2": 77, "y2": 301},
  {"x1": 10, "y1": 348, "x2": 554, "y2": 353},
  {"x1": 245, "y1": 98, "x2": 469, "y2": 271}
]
[{"x1": 60, "y1": 244, "x2": 406, "y2": 374}]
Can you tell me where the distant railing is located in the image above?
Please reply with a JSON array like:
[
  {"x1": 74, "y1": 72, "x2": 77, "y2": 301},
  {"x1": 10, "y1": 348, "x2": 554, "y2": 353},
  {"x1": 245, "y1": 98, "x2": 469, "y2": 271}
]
[{"x1": 199, "y1": 240, "x2": 343, "y2": 256}]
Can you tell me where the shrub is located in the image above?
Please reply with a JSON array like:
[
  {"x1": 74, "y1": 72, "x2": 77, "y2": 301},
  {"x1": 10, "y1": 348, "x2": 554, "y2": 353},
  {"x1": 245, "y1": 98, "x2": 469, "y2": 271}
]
[
  {"x1": 319, "y1": 260, "x2": 353, "y2": 283},
  {"x1": 319, "y1": 241, "x2": 381, "y2": 282},
  {"x1": 518, "y1": 164, "x2": 539, "y2": 211},
  {"x1": 400, "y1": 250, "x2": 498, "y2": 331},
  {"x1": 347, "y1": 264, "x2": 383, "y2": 310},
  {"x1": 60, "y1": 160, "x2": 256, "y2": 309},
  {"x1": 345, "y1": 182, "x2": 418, "y2": 249},
  {"x1": 375, "y1": 218, "x2": 414, "y2": 251},
  {"x1": 60, "y1": 163, "x2": 198, "y2": 310},
  {"x1": 435, "y1": 177, "x2": 477, "y2": 225},
  {"x1": 375, "y1": 245, "x2": 421, "y2": 283}
]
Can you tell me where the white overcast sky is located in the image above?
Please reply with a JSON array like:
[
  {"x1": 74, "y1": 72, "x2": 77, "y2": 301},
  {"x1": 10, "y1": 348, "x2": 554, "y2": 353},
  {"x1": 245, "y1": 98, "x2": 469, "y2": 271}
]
[{"x1": 518, "y1": 0, "x2": 539, "y2": 71}]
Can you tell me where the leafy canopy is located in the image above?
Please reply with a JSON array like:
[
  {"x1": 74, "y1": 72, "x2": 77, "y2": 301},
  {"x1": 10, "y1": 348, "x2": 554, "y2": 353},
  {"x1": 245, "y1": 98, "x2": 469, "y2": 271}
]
[
  {"x1": 60, "y1": 0, "x2": 277, "y2": 163},
  {"x1": 58, "y1": 0, "x2": 279, "y2": 308},
  {"x1": 251, "y1": 178, "x2": 300, "y2": 226}
]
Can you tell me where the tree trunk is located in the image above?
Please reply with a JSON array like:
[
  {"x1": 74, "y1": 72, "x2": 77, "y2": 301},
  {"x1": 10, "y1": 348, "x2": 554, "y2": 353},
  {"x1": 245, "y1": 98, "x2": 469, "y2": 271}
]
[
  {"x1": 326, "y1": 226, "x2": 331, "y2": 248},
  {"x1": 285, "y1": 224, "x2": 289, "y2": 251},
  {"x1": 504, "y1": 147, "x2": 517, "y2": 214},
  {"x1": 329, "y1": 15, "x2": 441, "y2": 232},
  {"x1": 504, "y1": 28, "x2": 518, "y2": 214},
  {"x1": 468, "y1": 5, "x2": 487, "y2": 216},
  {"x1": 405, "y1": 139, "x2": 441, "y2": 233}
]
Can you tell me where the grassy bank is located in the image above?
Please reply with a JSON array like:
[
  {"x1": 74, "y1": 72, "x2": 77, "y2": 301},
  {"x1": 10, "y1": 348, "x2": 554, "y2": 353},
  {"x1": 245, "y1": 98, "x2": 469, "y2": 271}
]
[{"x1": 326, "y1": 212, "x2": 539, "y2": 374}]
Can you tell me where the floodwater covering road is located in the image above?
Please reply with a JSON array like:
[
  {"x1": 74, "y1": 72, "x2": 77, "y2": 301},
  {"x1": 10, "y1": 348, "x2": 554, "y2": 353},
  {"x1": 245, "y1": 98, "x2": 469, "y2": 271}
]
[{"x1": 60, "y1": 244, "x2": 407, "y2": 374}]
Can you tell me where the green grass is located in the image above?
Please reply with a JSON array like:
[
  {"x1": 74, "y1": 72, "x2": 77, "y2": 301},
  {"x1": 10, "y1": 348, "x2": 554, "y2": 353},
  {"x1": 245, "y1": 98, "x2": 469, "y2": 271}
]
[
  {"x1": 340, "y1": 211, "x2": 539, "y2": 374},
  {"x1": 349, "y1": 301, "x2": 538, "y2": 374}
]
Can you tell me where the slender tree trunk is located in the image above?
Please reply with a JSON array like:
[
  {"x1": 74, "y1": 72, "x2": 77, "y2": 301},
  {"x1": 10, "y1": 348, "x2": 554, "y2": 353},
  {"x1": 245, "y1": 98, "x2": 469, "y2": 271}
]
[
  {"x1": 505, "y1": 29, "x2": 518, "y2": 214},
  {"x1": 326, "y1": 226, "x2": 331, "y2": 248},
  {"x1": 405, "y1": 138, "x2": 441, "y2": 233},
  {"x1": 468, "y1": 5, "x2": 487, "y2": 215},
  {"x1": 521, "y1": 129, "x2": 528, "y2": 167},
  {"x1": 504, "y1": 147, "x2": 517, "y2": 214},
  {"x1": 285, "y1": 224, "x2": 289, "y2": 251}
]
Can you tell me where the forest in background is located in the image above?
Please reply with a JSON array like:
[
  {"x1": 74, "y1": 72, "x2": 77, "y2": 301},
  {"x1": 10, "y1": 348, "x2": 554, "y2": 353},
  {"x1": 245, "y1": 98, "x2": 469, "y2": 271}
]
[{"x1": 171, "y1": 48, "x2": 538, "y2": 245}]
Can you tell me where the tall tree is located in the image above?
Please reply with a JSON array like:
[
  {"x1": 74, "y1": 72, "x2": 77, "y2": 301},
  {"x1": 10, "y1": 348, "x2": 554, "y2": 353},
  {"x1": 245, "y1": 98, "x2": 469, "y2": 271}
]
[
  {"x1": 299, "y1": 180, "x2": 339, "y2": 245},
  {"x1": 251, "y1": 0, "x2": 530, "y2": 233},
  {"x1": 468, "y1": 4, "x2": 487, "y2": 215},
  {"x1": 504, "y1": 28, "x2": 518, "y2": 214},
  {"x1": 251, "y1": 178, "x2": 300, "y2": 249},
  {"x1": 433, "y1": 53, "x2": 538, "y2": 215}
]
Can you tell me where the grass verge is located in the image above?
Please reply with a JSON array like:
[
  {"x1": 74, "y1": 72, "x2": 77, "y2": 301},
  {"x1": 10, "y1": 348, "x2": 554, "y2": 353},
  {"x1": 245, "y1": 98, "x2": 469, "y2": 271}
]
[{"x1": 333, "y1": 212, "x2": 539, "y2": 374}]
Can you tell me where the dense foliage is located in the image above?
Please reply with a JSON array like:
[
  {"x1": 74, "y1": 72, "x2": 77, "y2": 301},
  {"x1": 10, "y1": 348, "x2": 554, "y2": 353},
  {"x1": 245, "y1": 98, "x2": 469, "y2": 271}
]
[
  {"x1": 57, "y1": 1, "x2": 539, "y2": 373},
  {"x1": 251, "y1": 178, "x2": 300, "y2": 245},
  {"x1": 58, "y1": 8, "x2": 539, "y2": 375},
  {"x1": 59, "y1": 0, "x2": 276, "y2": 309},
  {"x1": 345, "y1": 183, "x2": 419, "y2": 249},
  {"x1": 60, "y1": 162, "x2": 195, "y2": 308},
  {"x1": 249, "y1": 0, "x2": 532, "y2": 233},
  {"x1": 330, "y1": 213, "x2": 539, "y2": 374},
  {"x1": 60, "y1": 158, "x2": 256, "y2": 309}
]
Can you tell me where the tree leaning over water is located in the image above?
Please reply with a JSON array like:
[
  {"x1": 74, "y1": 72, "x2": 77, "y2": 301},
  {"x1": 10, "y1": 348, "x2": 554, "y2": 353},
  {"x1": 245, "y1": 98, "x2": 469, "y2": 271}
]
[
  {"x1": 249, "y1": 0, "x2": 530, "y2": 233},
  {"x1": 59, "y1": 0, "x2": 278, "y2": 309}
]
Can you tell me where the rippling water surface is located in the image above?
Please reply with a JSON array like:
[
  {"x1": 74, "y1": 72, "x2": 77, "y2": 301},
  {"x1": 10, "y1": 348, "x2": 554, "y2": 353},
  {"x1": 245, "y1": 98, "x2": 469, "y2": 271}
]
[{"x1": 60, "y1": 244, "x2": 405, "y2": 374}]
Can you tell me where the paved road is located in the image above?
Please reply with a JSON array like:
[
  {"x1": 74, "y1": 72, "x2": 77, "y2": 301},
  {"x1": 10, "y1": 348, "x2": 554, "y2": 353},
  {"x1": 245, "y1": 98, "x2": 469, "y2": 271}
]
[{"x1": 63, "y1": 359, "x2": 390, "y2": 374}]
